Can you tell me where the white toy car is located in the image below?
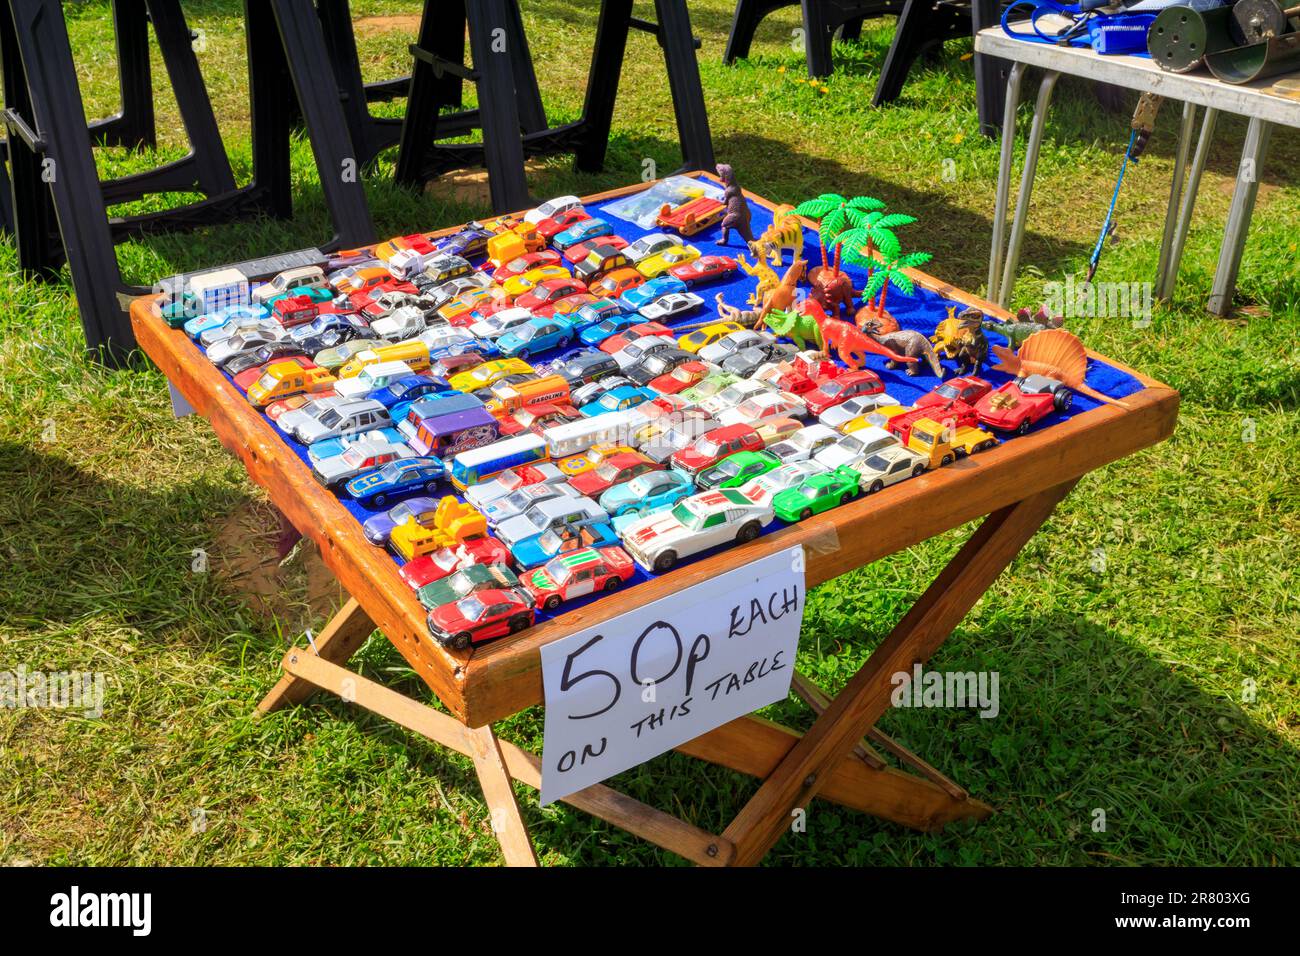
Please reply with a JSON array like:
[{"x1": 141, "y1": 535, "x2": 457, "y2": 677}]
[
  {"x1": 371, "y1": 305, "x2": 430, "y2": 341},
  {"x1": 620, "y1": 488, "x2": 773, "y2": 573},
  {"x1": 697, "y1": 378, "x2": 774, "y2": 418},
  {"x1": 855, "y1": 445, "x2": 930, "y2": 493},
  {"x1": 468, "y1": 306, "x2": 534, "y2": 341},
  {"x1": 291, "y1": 398, "x2": 392, "y2": 445},
  {"x1": 738, "y1": 460, "x2": 831, "y2": 507},
  {"x1": 463, "y1": 462, "x2": 570, "y2": 510},
  {"x1": 717, "y1": 390, "x2": 808, "y2": 428},
  {"x1": 818, "y1": 393, "x2": 903, "y2": 431},
  {"x1": 638, "y1": 291, "x2": 703, "y2": 322},
  {"x1": 250, "y1": 266, "x2": 327, "y2": 305},
  {"x1": 612, "y1": 335, "x2": 677, "y2": 371},
  {"x1": 623, "y1": 232, "x2": 677, "y2": 263},
  {"x1": 312, "y1": 435, "x2": 414, "y2": 489},
  {"x1": 525, "y1": 195, "x2": 582, "y2": 225},
  {"x1": 813, "y1": 425, "x2": 900, "y2": 471},
  {"x1": 763, "y1": 424, "x2": 843, "y2": 463},
  {"x1": 698, "y1": 329, "x2": 772, "y2": 365}
]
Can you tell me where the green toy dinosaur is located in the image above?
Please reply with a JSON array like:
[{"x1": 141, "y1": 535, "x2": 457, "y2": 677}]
[{"x1": 764, "y1": 307, "x2": 823, "y2": 351}]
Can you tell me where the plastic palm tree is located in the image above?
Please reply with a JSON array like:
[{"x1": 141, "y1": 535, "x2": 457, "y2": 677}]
[
  {"x1": 792, "y1": 194, "x2": 886, "y2": 275},
  {"x1": 861, "y1": 249, "x2": 933, "y2": 317}
]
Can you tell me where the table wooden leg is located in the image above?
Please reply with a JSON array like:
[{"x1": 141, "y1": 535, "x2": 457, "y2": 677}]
[
  {"x1": 464, "y1": 724, "x2": 539, "y2": 867},
  {"x1": 256, "y1": 596, "x2": 376, "y2": 714},
  {"x1": 720, "y1": 481, "x2": 1077, "y2": 865}
]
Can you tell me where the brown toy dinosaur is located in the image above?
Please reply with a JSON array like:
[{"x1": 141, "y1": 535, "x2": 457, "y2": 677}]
[{"x1": 758, "y1": 258, "x2": 806, "y2": 323}]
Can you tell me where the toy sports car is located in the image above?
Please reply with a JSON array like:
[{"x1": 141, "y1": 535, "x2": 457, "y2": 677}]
[
  {"x1": 620, "y1": 488, "x2": 772, "y2": 573},
  {"x1": 974, "y1": 374, "x2": 1073, "y2": 434},
  {"x1": 344, "y1": 457, "x2": 446, "y2": 508},
  {"x1": 416, "y1": 563, "x2": 530, "y2": 614},
  {"x1": 522, "y1": 547, "x2": 635, "y2": 611},
  {"x1": 771, "y1": 466, "x2": 862, "y2": 523},
  {"x1": 426, "y1": 588, "x2": 535, "y2": 649}
]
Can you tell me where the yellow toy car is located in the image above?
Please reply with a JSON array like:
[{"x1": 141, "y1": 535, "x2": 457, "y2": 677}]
[
  {"x1": 437, "y1": 287, "x2": 495, "y2": 323},
  {"x1": 636, "y1": 244, "x2": 700, "y2": 279},
  {"x1": 501, "y1": 264, "x2": 570, "y2": 299},
  {"x1": 486, "y1": 223, "x2": 544, "y2": 268},
  {"x1": 556, "y1": 442, "x2": 636, "y2": 477},
  {"x1": 678, "y1": 320, "x2": 745, "y2": 354},
  {"x1": 246, "y1": 361, "x2": 336, "y2": 407},
  {"x1": 447, "y1": 357, "x2": 534, "y2": 393}
]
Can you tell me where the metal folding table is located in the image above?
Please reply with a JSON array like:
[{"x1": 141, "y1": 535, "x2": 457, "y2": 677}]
[{"x1": 978, "y1": 27, "x2": 1300, "y2": 315}]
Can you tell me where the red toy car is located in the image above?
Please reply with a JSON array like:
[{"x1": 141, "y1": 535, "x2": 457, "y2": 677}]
[
  {"x1": 569, "y1": 451, "x2": 665, "y2": 497},
  {"x1": 649, "y1": 359, "x2": 713, "y2": 395},
  {"x1": 564, "y1": 234, "x2": 628, "y2": 265},
  {"x1": 492, "y1": 249, "x2": 563, "y2": 282},
  {"x1": 774, "y1": 352, "x2": 845, "y2": 395},
  {"x1": 535, "y1": 208, "x2": 591, "y2": 241},
  {"x1": 668, "y1": 254, "x2": 739, "y2": 287},
  {"x1": 973, "y1": 374, "x2": 1073, "y2": 435},
  {"x1": 801, "y1": 370, "x2": 885, "y2": 415},
  {"x1": 523, "y1": 546, "x2": 636, "y2": 611},
  {"x1": 515, "y1": 277, "x2": 589, "y2": 315},
  {"x1": 426, "y1": 588, "x2": 535, "y2": 649},
  {"x1": 916, "y1": 376, "x2": 993, "y2": 410},
  {"x1": 398, "y1": 537, "x2": 512, "y2": 590},
  {"x1": 599, "y1": 321, "x2": 673, "y2": 355},
  {"x1": 497, "y1": 402, "x2": 583, "y2": 436},
  {"x1": 272, "y1": 295, "x2": 323, "y2": 329},
  {"x1": 670, "y1": 424, "x2": 764, "y2": 476}
]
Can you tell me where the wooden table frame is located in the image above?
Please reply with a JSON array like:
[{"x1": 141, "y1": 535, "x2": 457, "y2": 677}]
[{"x1": 131, "y1": 173, "x2": 1179, "y2": 866}]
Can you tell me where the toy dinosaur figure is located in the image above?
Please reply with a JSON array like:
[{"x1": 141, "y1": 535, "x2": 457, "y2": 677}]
[
  {"x1": 748, "y1": 204, "x2": 804, "y2": 267},
  {"x1": 931, "y1": 306, "x2": 989, "y2": 376},
  {"x1": 714, "y1": 293, "x2": 761, "y2": 328},
  {"x1": 764, "y1": 306, "x2": 823, "y2": 351},
  {"x1": 984, "y1": 305, "x2": 1065, "y2": 350},
  {"x1": 807, "y1": 300, "x2": 917, "y2": 370},
  {"x1": 758, "y1": 258, "x2": 806, "y2": 323},
  {"x1": 991, "y1": 327, "x2": 1129, "y2": 408},
  {"x1": 860, "y1": 317, "x2": 945, "y2": 377},
  {"x1": 716, "y1": 163, "x2": 753, "y2": 246},
  {"x1": 737, "y1": 252, "x2": 778, "y2": 310}
]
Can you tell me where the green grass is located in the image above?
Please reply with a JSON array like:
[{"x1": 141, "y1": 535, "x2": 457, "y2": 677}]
[{"x1": 1, "y1": 0, "x2": 1297, "y2": 866}]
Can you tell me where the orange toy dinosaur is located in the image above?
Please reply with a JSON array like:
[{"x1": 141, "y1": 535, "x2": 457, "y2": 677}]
[
  {"x1": 801, "y1": 299, "x2": 917, "y2": 369},
  {"x1": 757, "y1": 258, "x2": 806, "y2": 323}
]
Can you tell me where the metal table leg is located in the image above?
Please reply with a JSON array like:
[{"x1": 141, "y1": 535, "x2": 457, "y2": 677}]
[
  {"x1": 1154, "y1": 101, "x2": 1196, "y2": 301},
  {"x1": 996, "y1": 69, "x2": 1058, "y2": 309},
  {"x1": 1208, "y1": 117, "x2": 1272, "y2": 316},
  {"x1": 987, "y1": 60, "x2": 1024, "y2": 304},
  {"x1": 1161, "y1": 107, "x2": 1218, "y2": 302}
]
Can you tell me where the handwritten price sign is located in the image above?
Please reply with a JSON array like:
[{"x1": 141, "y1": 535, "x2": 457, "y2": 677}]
[{"x1": 540, "y1": 546, "x2": 805, "y2": 805}]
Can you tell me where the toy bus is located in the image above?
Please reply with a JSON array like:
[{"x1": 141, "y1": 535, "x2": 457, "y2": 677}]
[
  {"x1": 449, "y1": 434, "x2": 549, "y2": 491},
  {"x1": 542, "y1": 409, "x2": 638, "y2": 459}
]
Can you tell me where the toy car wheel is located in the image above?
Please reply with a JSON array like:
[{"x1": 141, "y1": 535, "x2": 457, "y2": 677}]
[
  {"x1": 799, "y1": 508, "x2": 813, "y2": 521},
  {"x1": 451, "y1": 632, "x2": 472, "y2": 650},
  {"x1": 604, "y1": 576, "x2": 622, "y2": 593},
  {"x1": 1017, "y1": 419, "x2": 1032, "y2": 436},
  {"x1": 1054, "y1": 390, "x2": 1073, "y2": 413},
  {"x1": 912, "y1": 464, "x2": 927, "y2": 478},
  {"x1": 425, "y1": 481, "x2": 440, "y2": 494},
  {"x1": 867, "y1": 479, "x2": 884, "y2": 494},
  {"x1": 508, "y1": 614, "x2": 531, "y2": 634},
  {"x1": 736, "y1": 521, "x2": 761, "y2": 544},
  {"x1": 653, "y1": 550, "x2": 678, "y2": 573},
  {"x1": 371, "y1": 493, "x2": 388, "y2": 508},
  {"x1": 516, "y1": 348, "x2": 530, "y2": 360},
  {"x1": 543, "y1": 594, "x2": 562, "y2": 611},
  {"x1": 941, "y1": 454, "x2": 954, "y2": 466},
  {"x1": 976, "y1": 439, "x2": 997, "y2": 453}
]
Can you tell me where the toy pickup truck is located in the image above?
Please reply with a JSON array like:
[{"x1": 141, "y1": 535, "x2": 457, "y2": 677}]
[
  {"x1": 656, "y1": 197, "x2": 725, "y2": 236},
  {"x1": 905, "y1": 417, "x2": 998, "y2": 469},
  {"x1": 885, "y1": 402, "x2": 979, "y2": 445},
  {"x1": 389, "y1": 496, "x2": 490, "y2": 560}
]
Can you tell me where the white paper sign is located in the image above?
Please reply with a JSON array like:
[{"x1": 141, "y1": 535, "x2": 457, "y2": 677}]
[{"x1": 540, "y1": 546, "x2": 805, "y2": 806}]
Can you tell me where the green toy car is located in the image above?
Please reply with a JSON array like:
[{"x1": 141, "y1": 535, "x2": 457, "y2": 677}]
[
  {"x1": 415, "y1": 562, "x2": 529, "y2": 611},
  {"x1": 695, "y1": 450, "x2": 780, "y2": 491},
  {"x1": 771, "y1": 466, "x2": 861, "y2": 522},
  {"x1": 679, "y1": 371, "x2": 740, "y2": 405}
]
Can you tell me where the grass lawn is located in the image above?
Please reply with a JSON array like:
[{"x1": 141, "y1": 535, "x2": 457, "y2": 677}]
[{"x1": 0, "y1": 0, "x2": 1296, "y2": 866}]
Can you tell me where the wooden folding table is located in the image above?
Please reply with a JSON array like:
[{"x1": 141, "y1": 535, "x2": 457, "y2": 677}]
[{"x1": 130, "y1": 178, "x2": 1179, "y2": 866}]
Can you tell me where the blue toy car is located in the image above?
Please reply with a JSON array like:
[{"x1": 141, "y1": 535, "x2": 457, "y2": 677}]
[
  {"x1": 578, "y1": 383, "x2": 656, "y2": 417},
  {"x1": 553, "y1": 217, "x2": 611, "y2": 250},
  {"x1": 184, "y1": 303, "x2": 268, "y2": 339},
  {"x1": 496, "y1": 315, "x2": 576, "y2": 360},
  {"x1": 265, "y1": 284, "x2": 334, "y2": 308},
  {"x1": 307, "y1": 426, "x2": 408, "y2": 465},
  {"x1": 345, "y1": 457, "x2": 447, "y2": 508},
  {"x1": 510, "y1": 518, "x2": 622, "y2": 570},
  {"x1": 618, "y1": 276, "x2": 687, "y2": 313},
  {"x1": 578, "y1": 311, "x2": 643, "y2": 347},
  {"x1": 569, "y1": 299, "x2": 625, "y2": 334},
  {"x1": 598, "y1": 469, "x2": 694, "y2": 519},
  {"x1": 367, "y1": 373, "x2": 451, "y2": 410},
  {"x1": 361, "y1": 495, "x2": 442, "y2": 545},
  {"x1": 438, "y1": 226, "x2": 491, "y2": 259}
]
